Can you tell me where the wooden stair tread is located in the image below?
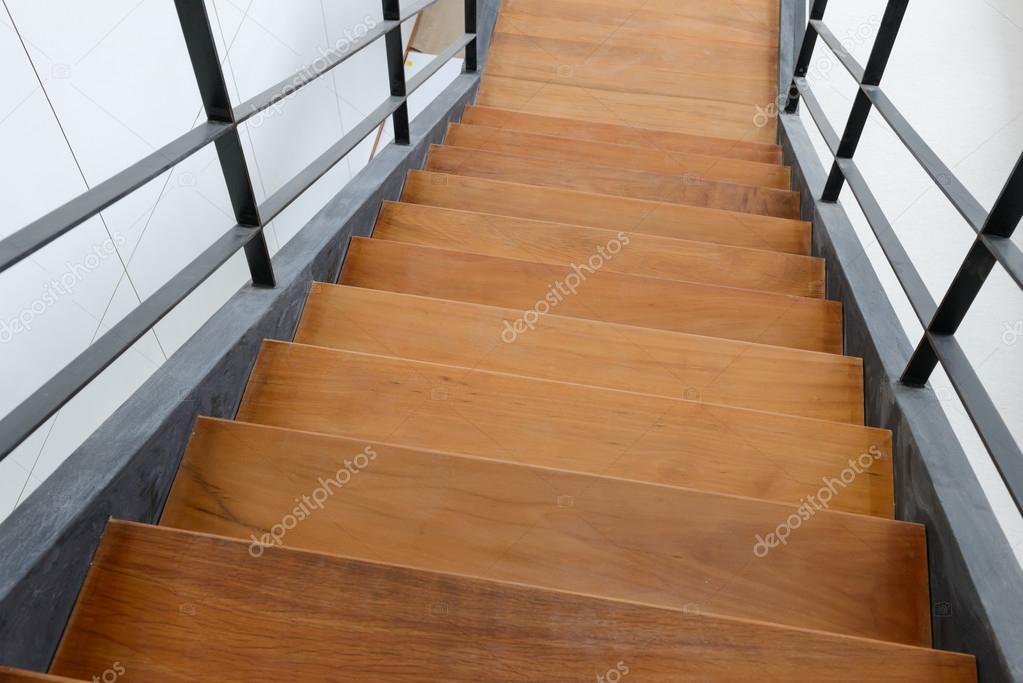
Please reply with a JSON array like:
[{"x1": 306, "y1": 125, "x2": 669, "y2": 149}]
[
  {"x1": 425, "y1": 143, "x2": 800, "y2": 218},
  {"x1": 339, "y1": 237, "x2": 843, "y2": 353},
  {"x1": 463, "y1": 105, "x2": 783, "y2": 163},
  {"x1": 501, "y1": 0, "x2": 781, "y2": 49},
  {"x1": 163, "y1": 418, "x2": 928, "y2": 644},
  {"x1": 237, "y1": 340, "x2": 893, "y2": 516},
  {"x1": 373, "y1": 201, "x2": 823, "y2": 297},
  {"x1": 0, "y1": 671, "x2": 84, "y2": 682},
  {"x1": 487, "y1": 32, "x2": 777, "y2": 104},
  {"x1": 478, "y1": 74, "x2": 776, "y2": 144},
  {"x1": 295, "y1": 283, "x2": 863, "y2": 423},
  {"x1": 492, "y1": 15, "x2": 780, "y2": 82},
  {"x1": 50, "y1": 521, "x2": 975, "y2": 682},
  {"x1": 402, "y1": 170, "x2": 810, "y2": 254},
  {"x1": 444, "y1": 122, "x2": 792, "y2": 189}
]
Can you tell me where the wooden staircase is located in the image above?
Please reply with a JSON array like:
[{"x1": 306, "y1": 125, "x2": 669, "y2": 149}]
[{"x1": 20, "y1": 0, "x2": 977, "y2": 680}]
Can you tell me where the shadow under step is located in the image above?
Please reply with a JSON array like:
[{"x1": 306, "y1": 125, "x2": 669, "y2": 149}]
[{"x1": 48, "y1": 521, "x2": 975, "y2": 681}]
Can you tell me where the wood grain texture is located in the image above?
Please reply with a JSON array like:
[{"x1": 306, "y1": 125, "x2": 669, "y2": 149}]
[
  {"x1": 237, "y1": 341, "x2": 893, "y2": 516},
  {"x1": 163, "y1": 418, "x2": 927, "y2": 644},
  {"x1": 463, "y1": 105, "x2": 782, "y2": 163},
  {"x1": 372, "y1": 202, "x2": 823, "y2": 297},
  {"x1": 425, "y1": 144, "x2": 800, "y2": 218},
  {"x1": 444, "y1": 122, "x2": 791, "y2": 189},
  {"x1": 295, "y1": 284, "x2": 863, "y2": 423},
  {"x1": 501, "y1": 0, "x2": 781, "y2": 48},
  {"x1": 487, "y1": 32, "x2": 777, "y2": 104},
  {"x1": 493, "y1": 15, "x2": 779, "y2": 82},
  {"x1": 478, "y1": 74, "x2": 776, "y2": 143},
  {"x1": 51, "y1": 522, "x2": 975, "y2": 682},
  {"x1": 401, "y1": 170, "x2": 810, "y2": 254},
  {"x1": 0, "y1": 671, "x2": 83, "y2": 683},
  {"x1": 339, "y1": 237, "x2": 843, "y2": 353}
]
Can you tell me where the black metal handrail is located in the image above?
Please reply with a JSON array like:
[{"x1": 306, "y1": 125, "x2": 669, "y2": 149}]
[
  {"x1": 0, "y1": 0, "x2": 478, "y2": 461},
  {"x1": 786, "y1": 0, "x2": 1023, "y2": 512}
]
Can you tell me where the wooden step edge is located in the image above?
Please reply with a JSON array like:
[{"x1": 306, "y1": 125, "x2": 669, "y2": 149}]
[
  {"x1": 62, "y1": 520, "x2": 975, "y2": 682},
  {"x1": 0, "y1": 670, "x2": 85, "y2": 682},
  {"x1": 165, "y1": 417, "x2": 926, "y2": 644},
  {"x1": 298, "y1": 282, "x2": 862, "y2": 424},
  {"x1": 241, "y1": 339, "x2": 894, "y2": 515},
  {"x1": 373, "y1": 201, "x2": 826, "y2": 298},
  {"x1": 463, "y1": 105, "x2": 784, "y2": 163},
  {"x1": 423, "y1": 144, "x2": 802, "y2": 220},
  {"x1": 442, "y1": 120, "x2": 792, "y2": 192},
  {"x1": 401, "y1": 170, "x2": 813, "y2": 255}
]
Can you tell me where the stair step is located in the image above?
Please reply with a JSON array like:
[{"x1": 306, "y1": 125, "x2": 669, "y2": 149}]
[
  {"x1": 491, "y1": 16, "x2": 779, "y2": 83},
  {"x1": 479, "y1": 74, "x2": 775, "y2": 143},
  {"x1": 164, "y1": 417, "x2": 927, "y2": 644},
  {"x1": 339, "y1": 237, "x2": 842, "y2": 353},
  {"x1": 373, "y1": 202, "x2": 823, "y2": 297},
  {"x1": 487, "y1": 32, "x2": 776, "y2": 105},
  {"x1": 295, "y1": 284, "x2": 863, "y2": 423},
  {"x1": 50, "y1": 521, "x2": 975, "y2": 682},
  {"x1": 425, "y1": 144, "x2": 800, "y2": 218},
  {"x1": 402, "y1": 170, "x2": 809, "y2": 253},
  {"x1": 463, "y1": 106, "x2": 783, "y2": 163},
  {"x1": 238, "y1": 341, "x2": 893, "y2": 516},
  {"x1": 444, "y1": 122, "x2": 791, "y2": 189},
  {"x1": 501, "y1": 0, "x2": 780, "y2": 49}
]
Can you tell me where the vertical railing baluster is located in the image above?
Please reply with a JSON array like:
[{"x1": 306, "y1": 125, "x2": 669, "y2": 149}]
[
  {"x1": 173, "y1": 0, "x2": 275, "y2": 287},
  {"x1": 820, "y1": 0, "x2": 909, "y2": 202},
  {"x1": 464, "y1": 0, "x2": 478, "y2": 72},
  {"x1": 784, "y1": 0, "x2": 830, "y2": 113},
  {"x1": 382, "y1": 0, "x2": 411, "y2": 145}
]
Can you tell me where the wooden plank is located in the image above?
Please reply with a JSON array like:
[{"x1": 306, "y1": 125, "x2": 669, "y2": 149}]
[
  {"x1": 444, "y1": 122, "x2": 792, "y2": 189},
  {"x1": 425, "y1": 145, "x2": 800, "y2": 218},
  {"x1": 164, "y1": 418, "x2": 927, "y2": 644},
  {"x1": 0, "y1": 671, "x2": 84, "y2": 683},
  {"x1": 493, "y1": 14, "x2": 779, "y2": 79},
  {"x1": 237, "y1": 341, "x2": 893, "y2": 516},
  {"x1": 339, "y1": 237, "x2": 843, "y2": 353},
  {"x1": 478, "y1": 74, "x2": 777, "y2": 144},
  {"x1": 373, "y1": 202, "x2": 823, "y2": 297},
  {"x1": 50, "y1": 521, "x2": 976, "y2": 682},
  {"x1": 401, "y1": 170, "x2": 809, "y2": 253},
  {"x1": 487, "y1": 33, "x2": 777, "y2": 104},
  {"x1": 295, "y1": 284, "x2": 863, "y2": 423},
  {"x1": 463, "y1": 106, "x2": 782, "y2": 163},
  {"x1": 500, "y1": 0, "x2": 781, "y2": 48}
]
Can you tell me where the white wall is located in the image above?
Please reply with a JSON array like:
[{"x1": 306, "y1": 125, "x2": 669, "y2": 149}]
[
  {"x1": 0, "y1": 0, "x2": 461, "y2": 521},
  {"x1": 795, "y1": 0, "x2": 1023, "y2": 562}
]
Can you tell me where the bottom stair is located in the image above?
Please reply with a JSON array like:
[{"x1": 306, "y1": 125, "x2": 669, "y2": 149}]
[{"x1": 49, "y1": 521, "x2": 975, "y2": 682}]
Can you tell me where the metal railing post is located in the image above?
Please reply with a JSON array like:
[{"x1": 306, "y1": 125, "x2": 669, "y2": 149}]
[
  {"x1": 382, "y1": 0, "x2": 411, "y2": 144},
  {"x1": 784, "y1": 0, "x2": 829, "y2": 113},
  {"x1": 464, "y1": 0, "x2": 478, "y2": 72},
  {"x1": 173, "y1": 0, "x2": 275, "y2": 287}
]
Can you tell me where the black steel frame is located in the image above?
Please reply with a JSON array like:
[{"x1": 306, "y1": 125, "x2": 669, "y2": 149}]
[
  {"x1": 786, "y1": 0, "x2": 1023, "y2": 512},
  {"x1": 0, "y1": 0, "x2": 478, "y2": 461}
]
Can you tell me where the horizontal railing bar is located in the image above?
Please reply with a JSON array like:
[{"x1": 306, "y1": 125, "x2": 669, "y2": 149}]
[
  {"x1": 928, "y1": 332, "x2": 1023, "y2": 511},
  {"x1": 0, "y1": 122, "x2": 232, "y2": 274},
  {"x1": 810, "y1": 19, "x2": 865, "y2": 82},
  {"x1": 259, "y1": 32, "x2": 473, "y2": 223},
  {"x1": 865, "y1": 86, "x2": 988, "y2": 231},
  {"x1": 793, "y1": 77, "x2": 840, "y2": 154},
  {"x1": 0, "y1": 224, "x2": 261, "y2": 461},
  {"x1": 260, "y1": 96, "x2": 404, "y2": 223},
  {"x1": 232, "y1": 0, "x2": 442, "y2": 125},
  {"x1": 839, "y1": 158, "x2": 938, "y2": 324},
  {"x1": 407, "y1": 33, "x2": 475, "y2": 92},
  {"x1": 983, "y1": 233, "x2": 1023, "y2": 290}
]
